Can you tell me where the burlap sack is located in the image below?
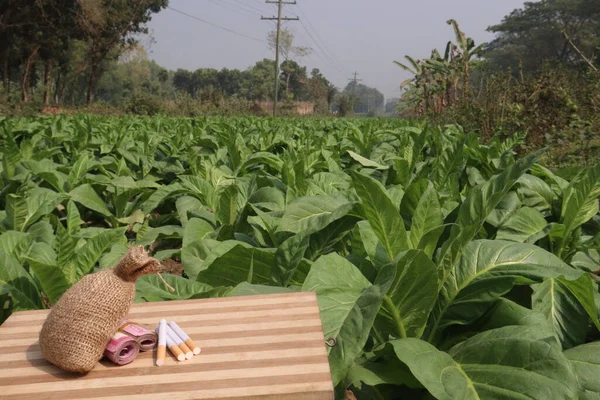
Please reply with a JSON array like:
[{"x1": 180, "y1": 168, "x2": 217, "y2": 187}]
[{"x1": 38, "y1": 246, "x2": 161, "y2": 373}]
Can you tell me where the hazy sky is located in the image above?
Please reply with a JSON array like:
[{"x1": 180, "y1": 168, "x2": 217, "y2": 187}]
[{"x1": 145, "y1": 0, "x2": 526, "y2": 100}]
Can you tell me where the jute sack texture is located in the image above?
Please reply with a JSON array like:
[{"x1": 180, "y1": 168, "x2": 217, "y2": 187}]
[{"x1": 38, "y1": 246, "x2": 161, "y2": 373}]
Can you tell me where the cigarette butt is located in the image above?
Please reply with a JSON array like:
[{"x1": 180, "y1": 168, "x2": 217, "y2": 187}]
[
  {"x1": 185, "y1": 338, "x2": 201, "y2": 355},
  {"x1": 169, "y1": 321, "x2": 201, "y2": 355},
  {"x1": 168, "y1": 344, "x2": 186, "y2": 361},
  {"x1": 156, "y1": 345, "x2": 166, "y2": 366}
]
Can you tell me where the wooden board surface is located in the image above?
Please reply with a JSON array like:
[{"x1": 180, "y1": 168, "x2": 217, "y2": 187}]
[{"x1": 0, "y1": 292, "x2": 334, "y2": 400}]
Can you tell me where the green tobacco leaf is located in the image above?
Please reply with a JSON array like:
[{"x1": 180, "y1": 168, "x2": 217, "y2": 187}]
[
  {"x1": 66, "y1": 201, "x2": 82, "y2": 236},
  {"x1": 183, "y1": 218, "x2": 214, "y2": 247},
  {"x1": 68, "y1": 152, "x2": 92, "y2": 188},
  {"x1": 21, "y1": 159, "x2": 68, "y2": 192},
  {"x1": 351, "y1": 220, "x2": 390, "y2": 269},
  {"x1": 239, "y1": 152, "x2": 283, "y2": 173},
  {"x1": 278, "y1": 192, "x2": 356, "y2": 234},
  {"x1": 181, "y1": 239, "x2": 223, "y2": 280},
  {"x1": 136, "y1": 274, "x2": 212, "y2": 302},
  {"x1": 305, "y1": 216, "x2": 358, "y2": 262},
  {"x1": 228, "y1": 282, "x2": 293, "y2": 297},
  {"x1": 518, "y1": 174, "x2": 557, "y2": 214},
  {"x1": 401, "y1": 179, "x2": 432, "y2": 225},
  {"x1": 571, "y1": 249, "x2": 600, "y2": 272},
  {"x1": 440, "y1": 298, "x2": 551, "y2": 350},
  {"x1": 55, "y1": 221, "x2": 76, "y2": 271},
  {"x1": 25, "y1": 242, "x2": 70, "y2": 304},
  {"x1": 0, "y1": 250, "x2": 42, "y2": 310},
  {"x1": 347, "y1": 151, "x2": 389, "y2": 170},
  {"x1": 496, "y1": 206, "x2": 549, "y2": 243},
  {"x1": 533, "y1": 275, "x2": 600, "y2": 349},
  {"x1": 70, "y1": 184, "x2": 112, "y2": 217},
  {"x1": 389, "y1": 326, "x2": 578, "y2": 400},
  {"x1": 5, "y1": 188, "x2": 65, "y2": 231},
  {"x1": 216, "y1": 184, "x2": 240, "y2": 225},
  {"x1": 409, "y1": 184, "x2": 443, "y2": 249},
  {"x1": 565, "y1": 342, "x2": 600, "y2": 400},
  {"x1": 376, "y1": 250, "x2": 438, "y2": 338},
  {"x1": 117, "y1": 209, "x2": 145, "y2": 225},
  {"x1": 432, "y1": 136, "x2": 465, "y2": 190},
  {"x1": 179, "y1": 175, "x2": 215, "y2": 205},
  {"x1": 141, "y1": 183, "x2": 185, "y2": 214},
  {"x1": 176, "y1": 196, "x2": 204, "y2": 227},
  {"x1": 558, "y1": 164, "x2": 600, "y2": 257},
  {"x1": 0, "y1": 231, "x2": 32, "y2": 261},
  {"x1": 303, "y1": 253, "x2": 383, "y2": 386},
  {"x1": 136, "y1": 226, "x2": 183, "y2": 247},
  {"x1": 248, "y1": 187, "x2": 285, "y2": 212},
  {"x1": 196, "y1": 243, "x2": 275, "y2": 287},
  {"x1": 65, "y1": 228, "x2": 127, "y2": 283},
  {"x1": 273, "y1": 233, "x2": 310, "y2": 287},
  {"x1": 486, "y1": 191, "x2": 521, "y2": 227},
  {"x1": 437, "y1": 151, "x2": 541, "y2": 286},
  {"x1": 431, "y1": 240, "x2": 582, "y2": 339},
  {"x1": 350, "y1": 171, "x2": 410, "y2": 261},
  {"x1": 28, "y1": 221, "x2": 55, "y2": 246}
]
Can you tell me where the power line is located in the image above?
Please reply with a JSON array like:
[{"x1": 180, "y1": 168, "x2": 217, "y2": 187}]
[
  {"x1": 168, "y1": 6, "x2": 267, "y2": 44},
  {"x1": 227, "y1": 0, "x2": 265, "y2": 14},
  {"x1": 206, "y1": 0, "x2": 259, "y2": 18},
  {"x1": 297, "y1": 19, "x2": 344, "y2": 74},
  {"x1": 296, "y1": 4, "x2": 347, "y2": 73}
]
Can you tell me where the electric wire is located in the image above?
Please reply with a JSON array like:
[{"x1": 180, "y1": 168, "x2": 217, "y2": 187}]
[
  {"x1": 167, "y1": 6, "x2": 268, "y2": 44},
  {"x1": 296, "y1": 3, "x2": 348, "y2": 73}
]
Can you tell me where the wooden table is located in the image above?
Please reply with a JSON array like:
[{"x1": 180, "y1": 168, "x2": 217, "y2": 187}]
[{"x1": 0, "y1": 292, "x2": 334, "y2": 400}]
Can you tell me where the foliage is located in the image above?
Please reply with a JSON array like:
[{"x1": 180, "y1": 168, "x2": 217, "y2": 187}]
[
  {"x1": 0, "y1": 115, "x2": 599, "y2": 399},
  {"x1": 486, "y1": 0, "x2": 600, "y2": 72}
]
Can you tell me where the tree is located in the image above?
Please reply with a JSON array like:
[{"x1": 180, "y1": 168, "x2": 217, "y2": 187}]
[
  {"x1": 486, "y1": 0, "x2": 600, "y2": 72},
  {"x1": 267, "y1": 28, "x2": 311, "y2": 100},
  {"x1": 280, "y1": 59, "x2": 307, "y2": 99},
  {"x1": 173, "y1": 69, "x2": 194, "y2": 96},
  {"x1": 267, "y1": 28, "x2": 311, "y2": 62},
  {"x1": 77, "y1": 0, "x2": 168, "y2": 105},
  {"x1": 240, "y1": 59, "x2": 279, "y2": 101},
  {"x1": 342, "y1": 82, "x2": 384, "y2": 114},
  {"x1": 447, "y1": 19, "x2": 483, "y2": 99}
]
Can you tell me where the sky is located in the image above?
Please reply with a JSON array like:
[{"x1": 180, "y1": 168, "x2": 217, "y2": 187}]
[{"x1": 145, "y1": 0, "x2": 527, "y2": 101}]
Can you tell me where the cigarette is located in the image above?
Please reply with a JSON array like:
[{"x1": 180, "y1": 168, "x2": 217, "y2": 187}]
[
  {"x1": 156, "y1": 320, "x2": 167, "y2": 366},
  {"x1": 168, "y1": 321, "x2": 201, "y2": 355},
  {"x1": 167, "y1": 325, "x2": 194, "y2": 360},
  {"x1": 155, "y1": 326, "x2": 186, "y2": 361}
]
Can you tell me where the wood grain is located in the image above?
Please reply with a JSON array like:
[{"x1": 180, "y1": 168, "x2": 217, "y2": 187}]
[{"x1": 0, "y1": 292, "x2": 334, "y2": 400}]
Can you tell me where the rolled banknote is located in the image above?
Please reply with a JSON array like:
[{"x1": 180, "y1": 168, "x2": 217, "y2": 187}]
[
  {"x1": 118, "y1": 320, "x2": 157, "y2": 351},
  {"x1": 104, "y1": 332, "x2": 141, "y2": 365}
]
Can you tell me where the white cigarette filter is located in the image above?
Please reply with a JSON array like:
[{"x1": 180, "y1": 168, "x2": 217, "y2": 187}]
[
  {"x1": 166, "y1": 326, "x2": 193, "y2": 360},
  {"x1": 156, "y1": 320, "x2": 167, "y2": 366},
  {"x1": 155, "y1": 326, "x2": 185, "y2": 361},
  {"x1": 168, "y1": 321, "x2": 201, "y2": 355}
]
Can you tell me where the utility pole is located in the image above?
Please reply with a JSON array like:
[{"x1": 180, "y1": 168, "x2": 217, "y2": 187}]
[
  {"x1": 348, "y1": 71, "x2": 362, "y2": 112},
  {"x1": 262, "y1": 1, "x2": 299, "y2": 117}
]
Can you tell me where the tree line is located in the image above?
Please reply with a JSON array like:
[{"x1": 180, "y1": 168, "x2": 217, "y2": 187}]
[{"x1": 1, "y1": 0, "x2": 169, "y2": 105}]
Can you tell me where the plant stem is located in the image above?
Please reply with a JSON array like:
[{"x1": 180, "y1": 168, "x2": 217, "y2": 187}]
[{"x1": 383, "y1": 295, "x2": 407, "y2": 339}]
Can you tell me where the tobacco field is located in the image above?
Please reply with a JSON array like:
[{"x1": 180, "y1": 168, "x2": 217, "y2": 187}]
[{"x1": 0, "y1": 115, "x2": 599, "y2": 399}]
